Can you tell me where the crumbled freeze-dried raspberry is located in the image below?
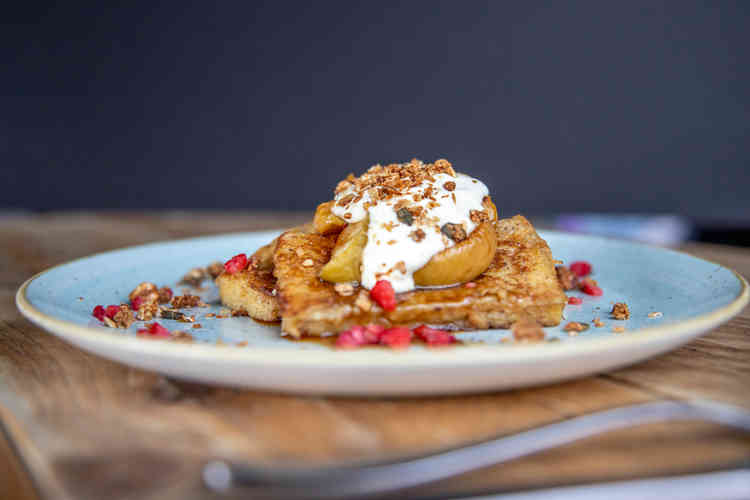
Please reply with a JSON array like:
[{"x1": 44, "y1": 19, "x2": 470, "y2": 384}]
[
  {"x1": 92, "y1": 305, "x2": 106, "y2": 321},
  {"x1": 105, "y1": 305, "x2": 120, "y2": 319},
  {"x1": 137, "y1": 322, "x2": 171, "y2": 338},
  {"x1": 569, "y1": 261, "x2": 592, "y2": 277},
  {"x1": 567, "y1": 296, "x2": 583, "y2": 305},
  {"x1": 335, "y1": 324, "x2": 385, "y2": 349},
  {"x1": 224, "y1": 253, "x2": 248, "y2": 274},
  {"x1": 379, "y1": 327, "x2": 412, "y2": 349},
  {"x1": 370, "y1": 280, "x2": 397, "y2": 311},
  {"x1": 413, "y1": 325, "x2": 456, "y2": 346},
  {"x1": 131, "y1": 295, "x2": 145, "y2": 311},
  {"x1": 336, "y1": 326, "x2": 366, "y2": 349},
  {"x1": 363, "y1": 324, "x2": 385, "y2": 343},
  {"x1": 581, "y1": 282, "x2": 603, "y2": 296}
]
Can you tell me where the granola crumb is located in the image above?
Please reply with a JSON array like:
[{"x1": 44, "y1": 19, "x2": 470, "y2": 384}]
[
  {"x1": 205, "y1": 313, "x2": 216, "y2": 318},
  {"x1": 396, "y1": 207, "x2": 414, "y2": 226},
  {"x1": 648, "y1": 311, "x2": 663, "y2": 319},
  {"x1": 102, "y1": 316, "x2": 116, "y2": 328},
  {"x1": 441, "y1": 223, "x2": 467, "y2": 242},
  {"x1": 394, "y1": 260, "x2": 407, "y2": 274},
  {"x1": 206, "y1": 261, "x2": 224, "y2": 279},
  {"x1": 578, "y1": 277, "x2": 599, "y2": 289},
  {"x1": 354, "y1": 290, "x2": 373, "y2": 312},
  {"x1": 409, "y1": 228, "x2": 426, "y2": 242},
  {"x1": 170, "y1": 294, "x2": 207, "y2": 309},
  {"x1": 302, "y1": 259, "x2": 314, "y2": 267},
  {"x1": 443, "y1": 181, "x2": 456, "y2": 191},
  {"x1": 611, "y1": 302, "x2": 630, "y2": 320},
  {"x1": 129, "y1": 282, "x2": 159, "y2": 307},
  {"x1": 157, "y1": 286, "x2": 173, "y2": 304},
  {"x1": 112, "y1": 304, "x2": 134, "y2": 328},
  {"x1": 129, "y1": 282, "x2": 157, "y2": 302},
  {"x1": 179, "y1": 268, "x2": 207, "y2": 287},
  {"x1": 231, "y1": 310, "x2": 249, "y2": 317},
  {"x1": 612, "y1": 326, "x2": 626, "y2": 333},
  {"x1": 512, "y1": 319, "x2": 546, "y2": 342},
  {"x1": 556, "y1": 266, "x2": 576, "y2": 291},
  {"x1": 160, "y1": 308, "x2": 186, "y2": 321},
  {"x1": 469, "y1": 209, "x2": 489, "y2": 224},
  {"x1": 135, "y1": 302, "x2": 159, "y2": 321},
  {"x1": 334, "y1": 282, "x2": 355, "y2": 296},
  {"x1": 563, "y1": 321, "x2": 589, "y2": 333},
  {"x1": 192, "y1": 323, "x2": 202, "y2": 329},
  {"x1": 593, "y1": 317, "x2": 605, "y2": 328},
  {"x1": 171, "y1": 330, "x2": 194, "y2": 342},
  {"x1": 236, "y1": 341, "x2": 248, "y2": 347}
]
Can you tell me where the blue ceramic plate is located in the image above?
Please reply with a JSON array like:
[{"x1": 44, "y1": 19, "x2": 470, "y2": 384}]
[{"x1": 16, "y1": 230, "x2": 748, "y2": 396}]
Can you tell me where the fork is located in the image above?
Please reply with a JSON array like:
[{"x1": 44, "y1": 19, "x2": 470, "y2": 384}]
[{"x1": 203, "y1": 400, "x2": 750, "y2": 499}]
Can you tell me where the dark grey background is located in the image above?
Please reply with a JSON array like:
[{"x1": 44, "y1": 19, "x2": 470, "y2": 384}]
[{"x1": 3, "y1": 1, "x2": 749, "y2": 219}]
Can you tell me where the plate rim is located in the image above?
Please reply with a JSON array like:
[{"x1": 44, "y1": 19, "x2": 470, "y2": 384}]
[{"x1": 15, "y1": 230, "x2": 749, "y2": 367}]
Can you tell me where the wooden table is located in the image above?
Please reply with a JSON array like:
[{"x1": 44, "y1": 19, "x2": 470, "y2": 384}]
[{"x1": 2, "y1": 212, "x2": 749, "y2": 500}]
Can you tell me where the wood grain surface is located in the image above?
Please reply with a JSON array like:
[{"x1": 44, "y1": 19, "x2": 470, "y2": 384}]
[{"x1": 1, "y1": 212, "x2": 749, "y2": 500}]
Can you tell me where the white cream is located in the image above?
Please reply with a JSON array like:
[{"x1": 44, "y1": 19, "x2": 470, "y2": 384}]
[{"x1": 332, "y1": 171, "x2": 489, "y2": 293}]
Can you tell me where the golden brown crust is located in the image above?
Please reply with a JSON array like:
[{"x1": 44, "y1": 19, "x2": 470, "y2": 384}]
[{"x1": 215, "y1": 266, "x2": 280, "y2": 322}]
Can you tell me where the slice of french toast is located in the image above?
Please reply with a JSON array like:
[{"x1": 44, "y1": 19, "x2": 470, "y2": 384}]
[
  {"x1": 266, "y1": 215, "x2": 565, "y2": 337},
  {"x1": 216, "y1": 222, "x2": 313, "y2": 322},
  {"x1": 216, "y1": 265, "x2": 280, "y2": 322}
]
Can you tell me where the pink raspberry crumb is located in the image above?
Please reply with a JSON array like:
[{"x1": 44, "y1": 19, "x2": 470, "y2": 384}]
[
  {"x1": 335, "y1": 324, "x2": 385, "y2": 349},
  {"x1": 335, "y1": 326, "x2": 366, "y2": 349},
  {"x1": 131, "y1": 295, "x2": 145, "y2": 310},
  {"x1": 224, "y1": 253, "x2": 249, "y2": 274},
  {"x1": 370, "y1": 280, "x2": 397, "y2": 311},
  {"x1": 413, "y1": 325, "x2": 456, "y2": 346},
  {"x1": 92, "y1": 305, "x2": 105, "y2": 321},
  {"x1": 363, "y1": 324, "x2": 385, "y2": 343},
  {"x1": 379, "y1": 327, "x2": 412, "y2": 349},
  {"x1": 567, "y1": 296, "x2": 583, "y2": 305},
  {"x1": 569, "y1": 261, "x2": 592, "y2": 277},
  {"x1": 137, "y1": 322, "x2": 171, "y2": 338},
  {"x1": 104, "y1": 305, "x2": 120, "y2": 319},
  {"x1": 581, "y1": 282, "x2": 603, "y2": 296}
]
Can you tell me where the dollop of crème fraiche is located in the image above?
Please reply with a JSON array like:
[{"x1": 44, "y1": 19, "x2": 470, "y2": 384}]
[{"x1": 331, "y1": 159, "x2": 490, "y2": 293}]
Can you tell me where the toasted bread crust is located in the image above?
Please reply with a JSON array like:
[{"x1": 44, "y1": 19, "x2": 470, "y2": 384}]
[
  {"x1": 215, "y1": 266, "x2": 280, "y2": 322},
  {"x1": 268, "y1": 215, "x2": 565, "y2": 337}
]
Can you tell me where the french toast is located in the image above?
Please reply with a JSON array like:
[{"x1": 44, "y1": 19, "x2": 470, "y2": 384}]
[
  {"x1": 216, "y1": 265, "x2": 279, "y2": 321},
  {"x1": 216, "y1": 222, "x2": 312, "y2": 322},
  {"x1": 219, "y1": 215, "x2": 566, "y2": 337}
]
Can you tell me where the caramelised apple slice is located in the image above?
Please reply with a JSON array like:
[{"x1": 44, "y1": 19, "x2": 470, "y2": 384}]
[
  {"x1": 313, "y1": 201, "x2": 347, "y2": 235},
  {"x1": 413, "y1": 220, "x2": 497, "y2": 286},
  {"x1": 413, "y1": 197, "x2": 497, "y2": 286},
  {"x1": 318, "y1": 215, "x2": 369, "y2": 283},
  {"x1": 319, "y1": 196, "x2": 499, "y2": 287}
]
